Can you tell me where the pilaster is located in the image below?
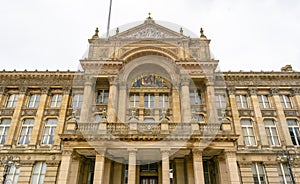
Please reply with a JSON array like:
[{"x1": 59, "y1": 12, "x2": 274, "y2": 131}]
[
  {"x1": 161, "y1": 148, "x2": 170, "y2": 184},
  {"x1": 172, "y1": 84, "x2": 181, "y2": 122},
  {"x1": 0, "y1": 86, "x2": 7, "y2": 107},
  {"x1": 185, "y1": 155, "x2": 195, "y2": 184},
  {"x1": 118, "y1": 82, "x2": 127, "y2": 123},
  {"x1": 238, "y1": 161, "x2": 254, "y2": 184},
  {"x1": 93, "y1": 148, "x2": 106, "y2": 184},
  {"x1": 18, "y1": 160, "x2": 35, "y2": 184},
  {"x1": 174, "y1": 158, "x2": 185, "y2": 184},
  {"x1": 264, "y1": 162, "x2": 280, "y2": 184},
  {"x1": 80, "y1": 76, "x2": 95, "y2": 123},
  {"x1": 224, "y1": 150, "x2": 241, "y2": 184},
  {"x1": 45, "y1": 160, "x2": 60, "y2": 184},
  {"x1": 57, "y1": 149, "x2": 73, "y2": 184},
  {"x1": 291, "y1": 88, "x2": 300, "y2": 116},
  {"x1": 107, "y1": 77, "x2": 118, "y2": 122},
  {"x1": 180, "y1": 77, "x2": 191, "y2": 122},
  {"x1": 128, "y1": 148, "x2": 137, "y2": 184}
]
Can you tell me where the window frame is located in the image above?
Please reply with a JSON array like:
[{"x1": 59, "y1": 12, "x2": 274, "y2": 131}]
[
  {"x1": 6, "y1": 94, "x2": 19, "y2": 108},
  {"x1": 264, "y1": 119, "x2": 280, "y2": 146},
  {"x1": 280, "y1": 95, "x2": 293, "y2": 109},
  {"x1": 190, "y1": 89, "x2": 202, "y2": 105},
  {"x1": 6, "y1": 164, "x2": 20, "y2": 184},
  {"x1": 144, "y1": 93, "x2": 154, "y2": 108},
  {"x1": 241, "y1": 119, "x2": 257, "y2": 146},
  {"x1": 287, "y1": 119, "x2": 300, "y2": 146},
  {"x1": 252, "y1": 162, "x2": 268, "y2": 184},
  {"x1": 49, "y1": 94, "x2": 62, "y2": 108},
  {"x1": 28, "y1": 94, "x2": 41, "y2": 108},
  {"x1": 129, "y1": 93, "x2": 140, "y2": 108},
  {"x1": 236, "y1": 94, "x2": 249, "y2": 109},
  {"x1": 0, "y1": 118, "x2": 11, "y2": 145},
  {"x1": 258, "y1": 95, "x2": 270, "y2": 109},
  {"x1": 31, "y1": 162, "x2": 47, "y2": 184},
  {"x1": 96, "y1": 89, "x2": 109, "y2": 104},
  {"x1": 215, "y1": 94, "x2": 227, "y2": 109},
  {"x1": 17, "y1": 119, "x2": 35, "y2": 145},
  {"x1": 41, "y1": 119, "x2": 57, "y2": 145},
  {"x1": 72, "y1": 94, "x2": 83, "y2": 109},
  {"x1": 159, "y1": 93, "x2": 169, "y2": 109},
  {"x1": 279, "y1": 163, "x2": 293, "y2": 184}
]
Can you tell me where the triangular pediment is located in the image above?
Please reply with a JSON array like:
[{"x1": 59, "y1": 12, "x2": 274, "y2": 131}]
[{"x1": 112, "y1": 20, "x2": 188, "y2": 40}]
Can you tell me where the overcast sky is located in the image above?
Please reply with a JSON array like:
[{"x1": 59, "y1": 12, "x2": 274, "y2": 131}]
[{"x1": 0, "y1": 0, "x2": 299, "y2": 72}]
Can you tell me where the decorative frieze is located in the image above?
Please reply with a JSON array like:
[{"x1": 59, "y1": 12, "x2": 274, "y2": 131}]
[
  {"x1": 44, "y1": 108, "x2": 60, "y2": 116},
  {"x1": 269, "y1": 88, "x2": 279, "y2": 95},
  {"x1": 227, "y1": 87, "x2": 236, "y2": 95},
  {"x1": 291, "y1": 88, "x2": 300, "y2": 96},
  {"x1": 248, "y1": 88, "x2": 257, "y2": 95},
  {"x1": 21, "y1": 108, "x2": 37, "y2": 116}
]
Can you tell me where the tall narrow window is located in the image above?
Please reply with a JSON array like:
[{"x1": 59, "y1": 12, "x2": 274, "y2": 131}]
[
  {"x1": 280, "y1": 95, "x2": 292, "y2": 109},
  {"x1": 72, "y1": 94, "x2": 83, "y2": 109},
  {"x1": 50, "y1": 94, "x2": 62, "y2": 108},
  {"x1": 96, "y1": 90, "x2": 109, "y2": 104},
  {"x1": 18, "y1": 119, "x2": 34, "y2": 145},
  {"x1": 41, "y1": 119, "x2": 57, "y2": 145},
  {"x1": 215, "y1": 94, "x2": 226, "y2": 109},
  {"x1": 258, "y1": 95, "x2": 270, "y2": 109},
  {"x1": 144, "y1": 93, "x2": 154, "y2": 108},
  {"x1": 190, "y1": 89, "x2": 202, "y2": 105},
  {"x1": 241, "y1": 119, "x2": 257, "y2": 146},
  {"x1": 87, "y1": 161, "x2": 95, "y2": 184},
  {"x1": 28, "y1": 94, "x2": 40, "y2": 108},
  {"x1": 0, "y1": 119, "x2": 11, "y2": 145},
  {"x1": 129, "y1": 94, "x2": 140, "y2": 108},
  {"x1": 159, "y1": 94, "x2": 169, "y2": 109},
  {"x1": 6, "y1": 165, "x2": 20, "y2": 184},
  {"x1": 287, "y1": 119, "x2": 300, "y2": 145},
  {"x1": 264, "y1": 119, "x2": 280, "y2": 146},
  {"x1": 279, "y1": 163, "x2": 293, "y2": 184},
  {"x1": 6, "y1": 94, "x2": 19, "y2": 108},
  {"x1": 31, "y1": 162, "x2": 46, "y2": 184},
  {"x1": 252, "y1": 162, "x2": 267, "y2": 184},
  {"x1": 236, "y1": 95, "x2": 249, "y2": 109}
]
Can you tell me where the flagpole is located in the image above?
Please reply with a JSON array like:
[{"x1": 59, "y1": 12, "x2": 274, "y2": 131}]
[{"x1": 106, "y1": 0, "x2": 113, "y2": 38}]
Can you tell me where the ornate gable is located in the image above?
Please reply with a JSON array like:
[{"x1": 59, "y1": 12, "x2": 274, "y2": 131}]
[{"x1": 112, "y1": 17, "x2": 188, "y2": 40}]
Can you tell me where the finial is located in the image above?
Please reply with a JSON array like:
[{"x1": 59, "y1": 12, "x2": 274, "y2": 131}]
[
  {"x1": 148, "y1": 12, "x2": 152, "y2": 19},
  {"x1": 88, "y1": 27, "x2": 99, "y2": 43},
  {"x1": 116, "y1": 27, "x2": 119, "y2": 35},
  {"x1": 180, "y1": 27, "x2": 183, "y2": 34},
  {"x1": 200, "y1": 27, "x2": 207, "y2": 39},
  {"x1": 95, "y1": 27, "x2": 99, "y2": 36}
]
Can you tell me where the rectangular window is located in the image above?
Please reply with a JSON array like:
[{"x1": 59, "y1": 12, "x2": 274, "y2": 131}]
[
  {"x1": 87, "y1": 161, "x2": 95, "y2": 184},
  {"x1": 287, "y1": 119, "x2": 300, "y2": 146},
  {"x1": 236, "y1": 95, "x2": 249, "y2": 109},
  {"x1": 279, "y1": 163, "x2": 293, "y2": 184},
  {"x1": 252, "y1": 162, "x2": 267, "y2": 184},
  {"x1": 28, "y1": 94, "x2": 41, "y2": 108},
  {"x1": 129, "y1": 94, "x2": 140, "y2": 108},
  {"x1": 159, "y1": 94, "x2": 169, "y2": 109},
  {"x1": 31, "y1": 162, "x2": 46, "y2": 184},
  {"x1": 96, "y1": 90, "x2": 109, "y2": 104},
  {"x1": 280, "y1": 95, "x2": 292, "y2": 109},
  {"x1": 0, "y1": 119, "x2": 11, "y2": 145},
  {"x1": 144, "y1": 93, "x2": 154, "y2": 108},
  {"x1": 7, "y1": 165, "x2": 20, "y2": 184},
  {"x1": 190, "y1": 89, "x2": 202, "y2": 105},
  {"x1": 50, "y1": 94, "x2": 62, "y2": 108},
  {"x1": 18, "y1": 119, "x2": 34, "y2": 145},
  {"x1": 41, "y1": 119, "x2": 57, "y2": 145},
  {"x1": 215, "y1": 94, "x2": 226, "y2": 109},
  {"x1": 258, "y1": 95, "x2": 270, "y2": 109},
  {"x1": 6, "y1": 94, "x2": 19, "y2": 108},
  {"x1": 72, "y1": 94, "x2": 83, "y2": 109},
  {"x1": 264, "y1": 119, "x2": 280, "y2": 146},
  {"x1": 241, "y1": 119, "x2": 257, "y2": 146}
]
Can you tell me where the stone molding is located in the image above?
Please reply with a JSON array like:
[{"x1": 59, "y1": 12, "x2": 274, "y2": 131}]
[
  {"x1": 41, "y1": 87, "x2": 50, "y2": 95},
  {"x1": 227, "y1": 87, "x2": 236, "y2": 95},
  {"x1": 269, "y1": 88, "x2": 279, "y2": 95},
  {"x1": 19, "y1": 86, "x2": 28, "y2": 95},
  {"x1": 0, "y1": 86, "x2": 8, "y2": 94},
  {"x1": 248, "y1": 88, "x2": 258, "y2": 95},
  {"x1": 291, "y1": 88, "x2": 300, "y2": 96}
]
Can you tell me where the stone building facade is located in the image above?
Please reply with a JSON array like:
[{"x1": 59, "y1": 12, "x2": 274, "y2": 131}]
[{"x1": 0, "y1": 16, "x2": 300, "y2": 184}]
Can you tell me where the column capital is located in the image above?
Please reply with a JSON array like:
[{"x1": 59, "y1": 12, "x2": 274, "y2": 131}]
[
  {"x1": 84, "y1": 75, "x2": 96, "y2": 86},
  {"x1": 269, "y1": 88, "x2": 279, "y2": 96},
  {"x1": 19, "y1": 86, "x2": 28, "y2": 95},
  {"x1": 127, "y1": 148, "x2": 138, "y2": 154},
  {"x1": 205, "y1": 76, "x2": 215, "y2": 86},
  {"x1": 192, "y1": 149, "x2": 203, "y2": 161},
  {"x1": 63, "y1": 86, "x2": 71, "y2": 95},
  {"x1": 160, "y1": 148, "x2": 171, "y2": 154},
  {"x1": 227, "y1": 87, "x2": 236, "y2": 95},
  {"x1": 95, "y1": 148, "x2": 107, "y2": 155},
  {"x1": 62, "y1": 149, "x2": 74, "y2": 156},
  {"x1": 108, "y1": 77, "x2": 118, "y2": 86},
  {"x1": 0, "y1": 86, "x2": 8, "y2": 95},
  {"x1": 224, "y1": 149, "x2": 237, "y2": 158},
  {"x1": 41, "y1": 87, "x2": 50, "y2": 95},
  {"x1": 180, "y1": 76, "x2": 190, "y2": 87},
  {"x1": 291, "y1": 88, "x2": 300, "y2": 96},
  {"x1": 248, "y1": 87, "x2": 258, "y2": 95}
]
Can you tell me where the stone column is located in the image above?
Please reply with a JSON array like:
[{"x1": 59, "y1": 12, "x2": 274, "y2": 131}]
[
  {"x1": 128, "y1": 148, "x2": 137, "y2": 184},
  {"x1": 45, "y1": 160, "x2": 61, "y2": 184},
  {"x1": 29, "y1": 87, "x2": 49, "y2": 147},
  {"x1": 54, "y1": 87, "x2": 70, "y2": 147},
  {"x1": 57, "y1": 149, "x2": 73, "y2": 184},
  {"x1": 103, "y1": 158, "x2": 112, "y2": 184},
  {"x1": 112, "y1": 161, "x2": 123, "y2": 184},
  {"x1": 185, "y1": 155, "x2": 195, "y2": 184},
  {"x1": 227, "y1": 87, "x2": 244, "y2": 145},
  {"x1": 5, "y1": 87, "x2": 27, "y2": 147},
  {"x1": 205, "y1": 77, "x2": 218, "y2": 123},
  {"x1": 107, "y1": 77, "x2": 118, "y2": 122},
  {"x1": 158, "y1": 162, "x2": 162, "y2": 184},
  {"x1": 180, "y1": 77, "x2": 191, "y2": 123},
  {"x1": 93, "y1": 149, "x2": 106, "y2": 184},
  {"x1": 174, "y1": 159, "x2": 185, "y2": 184},
  {"x1": 224, "y1": 150, "x2": 241, "y2": 184},
  {"x1": 248, "y1": 88, "x2": 269, "y2": 147},
  {"x1": 118, "y1": 82, "x2": 127, "y2": 123},
  {"x1": 161, "y1": 148, "x2": 170, "y2": 184},
  {"x1": 172, "y1": 84, "x2": 181, "y2": 122},
  {"x1": 0, "y1": 86, "x2": 7, "y2": 107},
  {"x1": 68, "y1": 154, "x2": 82, "y2": 184},
  {"x1": 192, "y1": 149, "x2": 205, "y2": 184},
  {"x1": 270, "y1": 88, "x2": 293, "y2": 146},
  {"x1": 80, "y1": 76, "x2": 95, "y2": 123},
  {"x1": 217, "y1": 155, "x2": 229, "y2": 184}
]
